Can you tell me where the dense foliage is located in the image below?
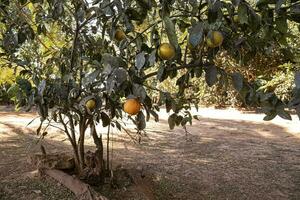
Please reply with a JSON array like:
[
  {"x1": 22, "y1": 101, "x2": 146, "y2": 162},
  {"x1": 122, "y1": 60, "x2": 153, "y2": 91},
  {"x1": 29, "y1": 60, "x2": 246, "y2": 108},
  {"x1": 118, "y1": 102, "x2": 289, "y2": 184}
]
[{"x1": 1, "y1": 0, "x2": 300, "y2": 177}]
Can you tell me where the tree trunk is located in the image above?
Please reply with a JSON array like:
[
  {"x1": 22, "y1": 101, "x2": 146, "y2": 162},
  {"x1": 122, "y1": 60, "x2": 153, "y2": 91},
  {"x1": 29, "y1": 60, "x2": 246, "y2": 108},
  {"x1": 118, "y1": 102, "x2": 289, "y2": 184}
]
[
  {"x1": 106, "y1": 125, "x2": 110, "y2": 171},
  {"x1": 68, "y1": 114, "x2": 82, "y2": 174},
  {"x1": 91, "y1": 122, "x2": 104, "y2": 176},
  {"x1": 78, "y1": 120, "x2": 86, "y2": 171},
  {"x1": 59, "y1": 113, "x2": 82, "y2": 173},
  {"x1": 72, "y1": 143, "x2": 82, "y2": 173}
]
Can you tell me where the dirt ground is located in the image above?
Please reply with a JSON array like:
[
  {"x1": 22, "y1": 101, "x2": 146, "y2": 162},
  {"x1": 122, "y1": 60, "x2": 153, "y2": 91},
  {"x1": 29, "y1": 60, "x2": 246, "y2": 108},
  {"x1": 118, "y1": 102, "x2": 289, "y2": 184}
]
[{"x1": 0, "y1": 106, "x2": 300, "y2": 200}]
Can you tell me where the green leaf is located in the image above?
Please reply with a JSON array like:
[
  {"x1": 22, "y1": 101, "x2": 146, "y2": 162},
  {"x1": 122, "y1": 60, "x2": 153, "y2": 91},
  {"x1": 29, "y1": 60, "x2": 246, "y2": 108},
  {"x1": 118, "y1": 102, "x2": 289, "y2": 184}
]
[
  {"x1": 290, "y1": 4, "x2": 300, "y2": 23},
  {"x1": 17, "y1": 78, "x2": 32, "y2": 95},
  {"x1": 256, "y1": 0, "x2": 276, "y2": 7},
  {"x1": 275, "y1": 0, "x2": 286, "y2": 13},
  {"x1": 17, "y1": 31, "x2": 27, "y2": 44},
  {"x1": 168, "y1": 113, "x2": 177, "y2": 130},
  {"x1": 101, "y1": 112, "x2": 111, "y2": 127},
  {"x1": 102, "y1": 54, "x2": 127, "y2": 69},
  {"x1": 52, "y1": 1, "x2": 64, "y2": 20},
  {"x1": 157, "y1": 64, "x2": 167, "y2": 82},
  {"x1": 83, "y1": 70, "x2": 100, "y2": 86},
  {"x1": 136, "y1": 111, "x2": 146, "y2": 130},
  {"x1": 113, "y1": 68, "x2": 128, "y2": 85},
  {"x1": 165, "y1": 95, "x2": 172, "y2": 113},
  {"x1": 295, "y1": 72, "x2": 300, "y2": 89},
  {"x1": 238, "y1": 3, "x2": 248, "y2": 24},
  {"x1": 205, "y1": 65, "x2": 218, "y2": 87},
  {"x1": 231, "y1": 72, "x2": 244, "y2": 92},
  {"x1": 135, "y1": 52, "x2": 146, "y2": 70},
  {"x1": 275, "y1": 17, "x2": 288, "y2": 34},
  {"x1": 149, "y1": 110, "x2": 159, "y2": 122},
  {"x1": 115, "y1": 121, "x2": 122, "y2": 131},
  {"x1": 7, "y1": 84, "x2": 19, "y2": 97},
  {"x1": 263, "y1": 112, "x2": 277, "y2": 121},
  {"x1": 148, "y1": 50, "x2": 156, "y2": 66},
  {"x1": 193, "y1": 115, "x2": 200, "y2": 120},
  {"x1": 207, "y1": 1, "x2": 221, "y2": 23},
  {"x1": 188, "y1": 22, "x2": 204, "y2": 48},
  {"x1": 175, "y1": 115, "x2": 183, "y2": 126},
  {"x1": 180, "y1": 118, "x2": 188, "y2": 126},
  {"x1": 163, "y1": 16, "x2": 179, "y2": 49},
  {"x1": 26, "y1": 26, "x2": 35, "y2": 40},
  {"x1": 133, "y1": 84, "x2": 147, "y2": 101},
  {"x1": 277, "y1": 109, "x2": 292, "y2": 120}
]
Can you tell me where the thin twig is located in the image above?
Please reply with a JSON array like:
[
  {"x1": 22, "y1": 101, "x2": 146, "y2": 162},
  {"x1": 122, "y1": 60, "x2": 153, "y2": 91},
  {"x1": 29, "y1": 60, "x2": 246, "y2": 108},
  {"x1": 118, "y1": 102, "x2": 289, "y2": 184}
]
[
  {"x1": 70, "y1": 22, "x2": 80, "y2": 71},
  {"x1": 59, "y1": 113, "x2": 75, "y2": 146},
  {"x1": 106, "y1": 124, "x2": 110, "y2": 171}
]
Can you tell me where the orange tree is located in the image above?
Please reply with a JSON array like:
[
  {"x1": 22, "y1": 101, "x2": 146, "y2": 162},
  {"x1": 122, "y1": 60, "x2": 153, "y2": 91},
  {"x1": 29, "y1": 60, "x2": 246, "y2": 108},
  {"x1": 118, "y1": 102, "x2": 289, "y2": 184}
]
[{"x1": 1, "y1": 0, "x2": 300, "y2": 178}]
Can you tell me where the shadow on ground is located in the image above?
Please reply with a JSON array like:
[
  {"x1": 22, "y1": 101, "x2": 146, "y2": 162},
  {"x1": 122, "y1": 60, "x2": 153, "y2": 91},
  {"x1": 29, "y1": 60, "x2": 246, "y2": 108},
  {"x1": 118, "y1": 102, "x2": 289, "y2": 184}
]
[{"x1": 0, "y1": 112, "x2": 300, "y2": 200}]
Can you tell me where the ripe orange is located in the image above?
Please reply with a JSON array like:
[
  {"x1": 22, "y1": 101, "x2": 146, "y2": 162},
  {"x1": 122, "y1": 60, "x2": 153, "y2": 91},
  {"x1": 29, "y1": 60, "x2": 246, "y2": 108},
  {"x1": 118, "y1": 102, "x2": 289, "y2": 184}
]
[
  {"x1": 86, "y1": 99, "x2": 96, "y2": 110},
  {"x1": 206, "y1": 31, "x2": 224, "y2": 48},
  {"x1": 158, "y1": 43, "x2": 176, "y2": 60},
  {"x1": 123, "y1": 98, "x2": 141, "y2": 115},
  {"x1": 115, "y1": 29, "x2": 126, "y2": 41}
]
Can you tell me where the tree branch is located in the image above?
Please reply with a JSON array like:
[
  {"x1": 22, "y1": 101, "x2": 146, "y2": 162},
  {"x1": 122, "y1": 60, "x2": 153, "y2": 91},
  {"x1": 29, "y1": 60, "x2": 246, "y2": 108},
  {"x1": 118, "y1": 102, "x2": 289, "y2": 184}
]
[
  {"x1": 67, "y1": 113, "x2": 77, "y2": 143},
  {"x1": 143, "y1": 62, "x2": 203, "y2": 80},
  {"x1": 59, "y1": 113, "x2": 74, "y2": 146},
  {"x1": 128, "y1": 21, "x2": 159, "y2": 45},
  {"x1": 70, "y1": 22, "x2": 80, "y2": 71},
  {"x1": 78, "y1": 1, "x2": 115, "y2": 30}
]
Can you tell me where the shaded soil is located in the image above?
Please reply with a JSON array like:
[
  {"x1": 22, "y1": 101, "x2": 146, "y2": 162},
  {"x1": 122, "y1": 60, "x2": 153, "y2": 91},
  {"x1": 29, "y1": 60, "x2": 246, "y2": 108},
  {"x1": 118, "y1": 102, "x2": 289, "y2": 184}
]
[{"x1": 0, "y1": 107, "x2": 300, "y2": 199}]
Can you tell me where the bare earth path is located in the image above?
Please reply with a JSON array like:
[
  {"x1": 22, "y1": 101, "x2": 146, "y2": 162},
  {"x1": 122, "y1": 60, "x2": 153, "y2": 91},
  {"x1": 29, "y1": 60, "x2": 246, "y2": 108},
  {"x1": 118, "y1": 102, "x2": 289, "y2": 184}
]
[{"x1": 0, "y1": 107, "x2": 300, "y2": 200}]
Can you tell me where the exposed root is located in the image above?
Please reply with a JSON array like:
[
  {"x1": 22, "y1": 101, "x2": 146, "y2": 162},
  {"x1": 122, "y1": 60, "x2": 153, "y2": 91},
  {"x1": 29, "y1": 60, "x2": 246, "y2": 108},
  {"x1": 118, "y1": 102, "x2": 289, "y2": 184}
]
[{"x1": 42, "y1": 169, "x2": 108, "y2": 200}]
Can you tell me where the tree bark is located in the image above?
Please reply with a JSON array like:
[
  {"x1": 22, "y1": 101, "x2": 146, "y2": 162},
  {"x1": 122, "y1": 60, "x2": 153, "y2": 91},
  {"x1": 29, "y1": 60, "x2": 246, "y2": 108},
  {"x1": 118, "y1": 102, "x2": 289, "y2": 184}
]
[
  {"x1": 78, "y1": 118, "x2": 86, "y2": 170},
  {"x1": 91, "y1": 121, "x2": 104, "y2": 176},
  {"x1": 106, "y1": 125, "x2": 110, "y2": 171},
  {"x1": 59, "y1": 113, "x2": 82, "y2": 173}
]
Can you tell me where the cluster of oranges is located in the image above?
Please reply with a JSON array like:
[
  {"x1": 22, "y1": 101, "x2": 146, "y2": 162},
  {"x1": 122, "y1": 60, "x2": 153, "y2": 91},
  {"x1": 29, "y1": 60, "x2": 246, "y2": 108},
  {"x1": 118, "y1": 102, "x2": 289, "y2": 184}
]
[
  {"x1": 106, "y1": 28, "x2": 224, "y2": 116},
  {"x1": 114, "y1": 28, "x2": 224, "y2": 60}
]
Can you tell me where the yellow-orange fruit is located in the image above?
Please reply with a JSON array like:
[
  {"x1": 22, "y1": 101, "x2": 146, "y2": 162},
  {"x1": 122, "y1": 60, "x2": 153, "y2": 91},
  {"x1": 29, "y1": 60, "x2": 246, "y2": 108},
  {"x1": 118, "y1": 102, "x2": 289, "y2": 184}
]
[
  {"x1": 158, "y1": 43, "x2": 176, "y2": 60},
  {"x1": 123, "y1": 98, "x2": 141, "y2": 115},
  {"x1": 86, "y1": 99, "x2": 96, "y2": 110},
  {"x1": 115, "y1": 29, "x2": 126, "y2": 41},
  {"x1": 206, "y1": 31, "x2": 224, "y2": 48}
]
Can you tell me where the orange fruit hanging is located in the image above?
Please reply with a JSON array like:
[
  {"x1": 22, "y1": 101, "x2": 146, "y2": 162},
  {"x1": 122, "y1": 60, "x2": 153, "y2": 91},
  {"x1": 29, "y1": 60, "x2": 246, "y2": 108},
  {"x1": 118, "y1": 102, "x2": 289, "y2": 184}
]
[
  {"x1": 158, "y1": 43, "x2": 176, "y2": 60},
  {"x1": 115, "y1": 29, "x2": 126, "y2": 41},
  {"x1": 86, "y1": 99, "x2": 96, "y2": 110},
  {"x1": 123, "y1": 98, "x2": 141, "y2": 115}
]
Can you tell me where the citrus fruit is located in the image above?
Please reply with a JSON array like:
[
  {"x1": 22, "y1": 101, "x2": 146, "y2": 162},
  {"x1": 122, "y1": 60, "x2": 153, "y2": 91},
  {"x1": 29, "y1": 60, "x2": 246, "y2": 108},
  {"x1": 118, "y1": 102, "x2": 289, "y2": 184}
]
[
  {"x1": 206, "y1": 31, "x2": 224, "y2": 48},
  {"x1": 86, "y1": 99, "x2": 96, "y2": 110},
  {"x1": 158, "y1": 43, "x2": 176, "y2": 60},
  {"x1": 123, "y1": 98, "x2": 141, "y2": 115},
  {"x1": 115, "y1": 29, "x2": 126, "y2": 41}
]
